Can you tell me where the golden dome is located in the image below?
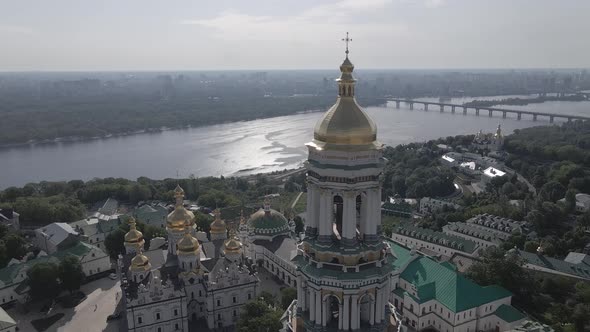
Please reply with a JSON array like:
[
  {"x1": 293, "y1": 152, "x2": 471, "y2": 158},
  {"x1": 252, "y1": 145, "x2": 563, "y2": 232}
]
[
  {"x1": 130, "y1": 251, "x2": 151, "y2": 272},
  {"x1": 312, "y1": 52, "x2": 378, "y2": 148},
  {"x1": 210, "y1": 209, "x2": 227, "y2": 234},
  {"x1": 124, "y1": 217, "x2": 144, "y2": 245},
  {"x1": 167, "y1": 185, "x2": 195, "y2": 230},
  {"x1": 177, "y1": 226, "x2": 200, "y2": 256},
  {"x1": 224, "y1": 229, "x2": 242, "y2": 254}
]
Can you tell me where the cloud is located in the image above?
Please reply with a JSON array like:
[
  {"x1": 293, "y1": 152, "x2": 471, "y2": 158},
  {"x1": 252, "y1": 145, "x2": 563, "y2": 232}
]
[{"x1": 0, "y1": 25, "x2": 34, "y2": 35}]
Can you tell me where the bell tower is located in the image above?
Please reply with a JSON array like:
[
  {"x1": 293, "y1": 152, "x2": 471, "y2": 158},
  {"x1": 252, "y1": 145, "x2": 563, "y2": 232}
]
[{"x1": 294, "y1": 33, "x2": 395, "y2": 331}]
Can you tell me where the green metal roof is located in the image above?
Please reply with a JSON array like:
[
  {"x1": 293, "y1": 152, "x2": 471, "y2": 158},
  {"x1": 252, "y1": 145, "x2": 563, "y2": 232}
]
[
  {"x1": 0, "y1": 242, "x2": 96, "y2": 285},
  {"x1": 400, "y1": 256, "x2": 512, "y2": 312},
  {"x1": 494, "y1": 304, "x2": 526, "y2": 323},
  {"x1": 247, "y1": 209, "x2": 290, "y2": 235},
  {"x1": 393, "y1": 222, "x2": 478, "y2": 254}
]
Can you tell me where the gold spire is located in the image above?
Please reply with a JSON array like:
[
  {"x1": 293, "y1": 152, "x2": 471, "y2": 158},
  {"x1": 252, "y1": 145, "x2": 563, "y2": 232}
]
[
  {"x1": 124, "y1": 217, "x2": 144, "y2": 247},
  {"x1": 177, "y1": 223, "x2": 200, "y2": 256},
  {"x1": 167, "y1": 185, "x2": 195, "y2": 230},
  {"x1": 209, "y1": 208, "x2": 227, "y2": 234},
  {"x1": 311, "y1": 33, "x2": 378, "y2": 149}
]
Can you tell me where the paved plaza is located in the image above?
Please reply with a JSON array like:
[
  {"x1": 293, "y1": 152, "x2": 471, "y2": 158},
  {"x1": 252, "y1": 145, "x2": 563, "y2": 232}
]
[{"x1": 7, "y1": 277, "x2": 123, "y2": 332}]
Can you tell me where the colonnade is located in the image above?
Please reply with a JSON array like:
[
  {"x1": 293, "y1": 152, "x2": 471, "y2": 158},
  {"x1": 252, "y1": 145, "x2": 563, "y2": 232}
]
[
  {"x1": 299, "y1": 285, "x2": 386, "y2": 330},
  {"x1": 305, "y1": 184, "x2": 381, "y2": 245}
]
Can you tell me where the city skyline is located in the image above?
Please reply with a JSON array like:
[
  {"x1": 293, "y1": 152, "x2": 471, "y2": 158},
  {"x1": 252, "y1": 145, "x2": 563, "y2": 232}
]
[{"x1": 1, "y1": 0, "x2": 590, "y2": 71}]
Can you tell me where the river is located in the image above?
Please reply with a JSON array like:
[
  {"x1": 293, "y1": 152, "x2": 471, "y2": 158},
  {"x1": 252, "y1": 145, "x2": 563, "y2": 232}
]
[{"x1": 1, "y1": 96, "x2": 588, "y2": 188}]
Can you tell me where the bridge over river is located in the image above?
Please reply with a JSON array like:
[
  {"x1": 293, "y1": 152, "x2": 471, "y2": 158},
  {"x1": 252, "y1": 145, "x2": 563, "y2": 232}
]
[{"x1": 390, "y1": 98, "x2": 590, "y2": 123}]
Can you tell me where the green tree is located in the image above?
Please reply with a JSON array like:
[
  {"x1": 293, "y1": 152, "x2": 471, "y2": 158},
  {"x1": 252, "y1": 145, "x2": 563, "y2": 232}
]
[
  {"x1": 104, "y1": 228, "x2": 126, "y2": 258},
  {"x1": 3, "y1": 233, "x2": 27, "y2": 260},
  {"x1": 59, "y1": 255, "x2": 85, "y2": 294},
  {"x1": 194, "y1": 211, "x2": 213, "y2": 232},
  {"x1": 524, "y1": 241, "x2": 539, "y2": 253},
  {"x1": 259, "y1": 291, "x2": 276, "y2": 307},
  {"x1": 237, "y1": 299, "x2": 282, "y2": 332},
  {"x1": 294, "y1": 216, "x2": 304, "y2": 234},
  {"x1": 280, "y1": 287, "x2": 297, "y2": 310},
  {"x1": 572, "y1": 304, "x2": 590, "y2": 332},
  {"x1": 27, "y1": 262, "x2": 60, "y2": 300}
]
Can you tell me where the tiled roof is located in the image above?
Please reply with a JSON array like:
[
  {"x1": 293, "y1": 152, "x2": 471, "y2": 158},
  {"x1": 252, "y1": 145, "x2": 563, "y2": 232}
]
[
  {"x1": 247, "y1": 209, "x2": 290, "y2": 235},
  {"x1": 393, "y1": 222, "x2": 478, "y2": 254},
  {"x1": 494, "y1": 304, "x2": 526, "y2": 323},
  {"x1": 134, "y1": 204, "x2": 168, "y2": 225},
  {"x1": 512, "y1": 249, "x2": 590, "y2": 280},
  {"x1": 400, "y1": 256, "x2": 512, "y2": 312}
]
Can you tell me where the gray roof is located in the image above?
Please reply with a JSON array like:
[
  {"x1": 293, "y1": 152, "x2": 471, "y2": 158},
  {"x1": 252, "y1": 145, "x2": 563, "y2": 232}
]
[
  {"x1": 0, "y1": 306, "x2": 16, "y2": 329},
  {"x1": 512, "y1": 249, "x2": 590, "y2": 280},
  {"x1": 37, "y1": 222, "x2": 79, "y2": 246},
  {"x1": 254, "y1": 235, "x2": 298, "y2": 262}
]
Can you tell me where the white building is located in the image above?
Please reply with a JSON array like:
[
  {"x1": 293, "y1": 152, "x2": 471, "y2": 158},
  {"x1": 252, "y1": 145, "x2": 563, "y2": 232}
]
[
  {"x1": 70, "y1": 213, "x2": 122, "y2": 250},
  {"x1": 291, "y1": 47, "x2": 396, "y2": 331},
  {"x1": 0, "y1": 241, "x2": 111, "y2": 305},
  {"x1": 121, "y1": 186, "x2": 260, "y2": 332},
  {"x1": 392, "y1": 222, "x2": 481, "y2": 258},
  {"x1": 33, "y1": 222, "x2": 80, "y2": 254},
  {"x1": 443, "y1": 214, "x2": 528, "y2": 249},
  {"x1": 558, "y1": 193, "x2": 590, "y2": 213},
  {"x1": 419, "y1": 197, "x2": 461, "y2": 214},
  {"x1": 283, "y1": 46, "x2": 527, "y2": 332},
  {"x1": 473, "y1": 125, "x2": 504, "y2": 151}
]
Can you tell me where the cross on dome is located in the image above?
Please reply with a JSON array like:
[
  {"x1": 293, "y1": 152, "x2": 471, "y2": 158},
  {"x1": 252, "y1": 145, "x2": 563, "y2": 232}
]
[{"x1": 342, "y1": 32, "x2": 352, "y2": 58}]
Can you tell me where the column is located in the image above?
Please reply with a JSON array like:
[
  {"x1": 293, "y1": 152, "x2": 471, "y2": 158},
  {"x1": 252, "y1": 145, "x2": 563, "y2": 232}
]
[
  {"x1": 297, "y1": 276, "x2": 304, "y2": 312},
  {"x1": 322, "y1": 297, "x2": 328, "y2": 327},
  {"x1": 316, "y1": 291, "x2": 322, "y2": 326},
  {"x1": 306, "y1": 184, "x2": 315, "y2": 233},
  {"x1": 309, "y1": 289, "x2": 316, "y2": 322},
  {"x1": 351, "y1": 295, "x2": 359, "y2": 330},
  {"x1": 343, "y1": 295, "x2": 350, "y2": 330},
  {"x1": 338, "y1": 302, "x2": 343, "y2": 330},
  {"x1": 318, "y1": 189, "x2": 332, "y2": 243},
  {"x1": 342, "y1": 192, "x2": 357, "y2": 245},
  {"x1": 369, "y1": 297, "x2": 375, "y2": 326},
  {"x1": 375, "y1": 290, "x2": 382, "y2": 324}
]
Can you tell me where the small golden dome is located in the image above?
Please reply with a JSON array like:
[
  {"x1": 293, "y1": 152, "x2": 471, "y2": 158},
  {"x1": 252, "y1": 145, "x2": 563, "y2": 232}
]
[
  {"x1": 167, "y1": 185, "x2": 195, "y2": 229},
  {"x1": 177, "y1": 226, "x2": 200, "y2": 256},
  {"x1": 124, "y1": 217, "x2": 144, "y2": 244},
  {"x1": 224, "y1": 228, "x2": 242, "y2": 254},
  {"x1": 130, "y1": 252, "x2": 151, "y2": 272},
  {"x1": 210, "y1": 209, "x2": 227, "y2": 234}
]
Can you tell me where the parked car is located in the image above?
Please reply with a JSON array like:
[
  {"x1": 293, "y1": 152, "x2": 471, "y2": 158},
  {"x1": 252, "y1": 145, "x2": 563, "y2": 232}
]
[
  {"x1": 107, "y1": 312, "x2": 122, "y2": 321},
  {"x1": 108, "y1": 273, "x2": 117, "y2": 280}
]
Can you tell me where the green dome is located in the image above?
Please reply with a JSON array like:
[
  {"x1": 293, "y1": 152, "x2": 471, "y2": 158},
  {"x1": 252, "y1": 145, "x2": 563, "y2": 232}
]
[{"x1": 247, "y1": 208, "x2": 290, "y2": 236}]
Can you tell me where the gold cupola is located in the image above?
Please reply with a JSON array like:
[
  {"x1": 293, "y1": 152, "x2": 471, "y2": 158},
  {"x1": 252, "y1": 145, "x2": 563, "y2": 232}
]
[
  {"x1": 224, "y1": 227, "x2": 242, "y2": 255},
  {"x1": 177, "y1": 223, "x2": 200, "y2": 256},
  {"x1": 209, "y1": 209, "x2": 227, "y2": 235},
  {"x1": 124, "y1": 217, "x2": 145, "y2": 249},
  {"x1": 130, "y1": 249, "x2": 152, "y2": 272},
  {"x1": 311, "y1": 32, "x2": 378, "y2": 150},
  {"x1": 167, "y1": 185, "x2": 195, "y2": 230}
]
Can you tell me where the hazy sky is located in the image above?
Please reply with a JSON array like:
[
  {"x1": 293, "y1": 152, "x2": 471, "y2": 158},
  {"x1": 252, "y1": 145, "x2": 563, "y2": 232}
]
[{"x1": 1, "y1": 0, "x2": 589, "y2": 71}]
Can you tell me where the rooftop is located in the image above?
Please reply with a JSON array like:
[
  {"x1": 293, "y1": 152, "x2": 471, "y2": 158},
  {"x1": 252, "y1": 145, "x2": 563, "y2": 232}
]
[
  {"x1": 400, "y1": 255, "x2": 512, "y2": 312},
  {"x1": 393, "y1": 222, "x2": 478, "y2": 254}
]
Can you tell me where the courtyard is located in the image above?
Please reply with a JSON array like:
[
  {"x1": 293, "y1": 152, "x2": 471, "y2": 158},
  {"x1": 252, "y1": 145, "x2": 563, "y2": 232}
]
[{"x1": 7, "y1": 277, "x2": 123, "y2": 332}]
